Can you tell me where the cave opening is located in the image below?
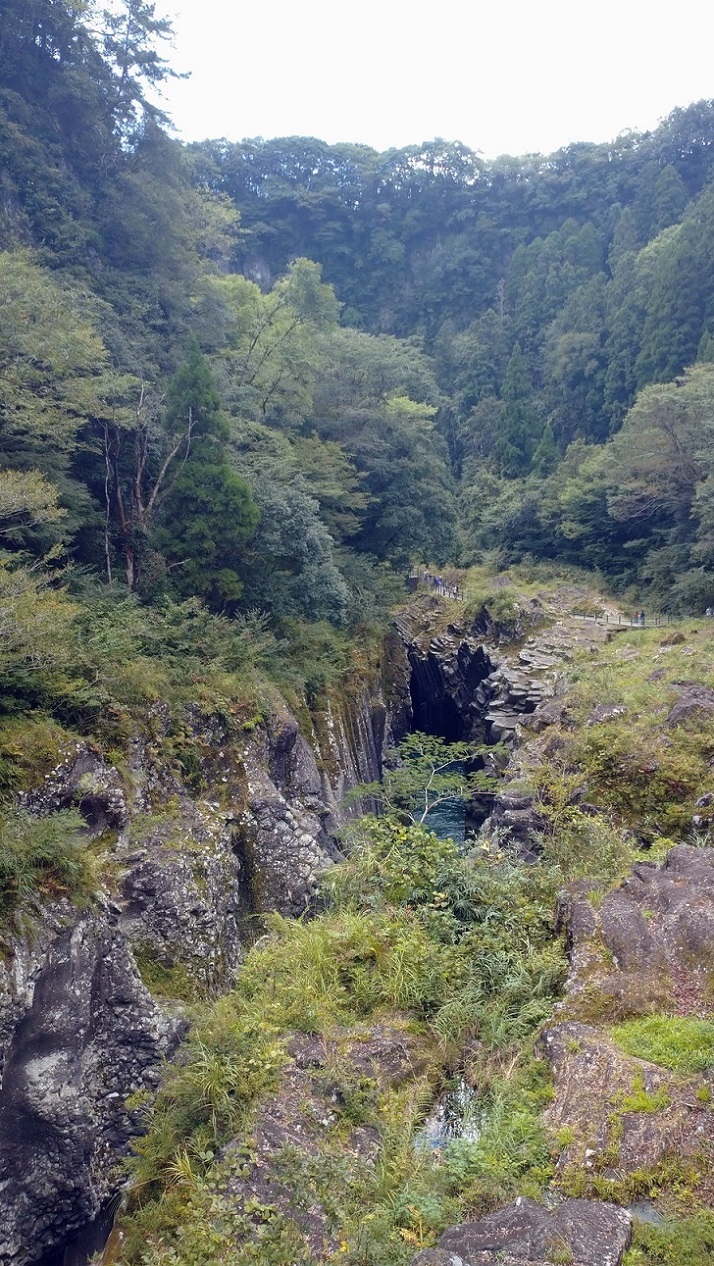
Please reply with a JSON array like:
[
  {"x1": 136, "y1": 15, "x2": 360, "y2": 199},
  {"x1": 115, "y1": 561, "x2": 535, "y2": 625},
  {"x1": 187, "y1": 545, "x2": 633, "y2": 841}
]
[
  {"x1": 404, "y1": 643, "x2": 500, "y2": 841},
  {"x1": 406, "y1": 643, "x2": 495, "y2": 744}
]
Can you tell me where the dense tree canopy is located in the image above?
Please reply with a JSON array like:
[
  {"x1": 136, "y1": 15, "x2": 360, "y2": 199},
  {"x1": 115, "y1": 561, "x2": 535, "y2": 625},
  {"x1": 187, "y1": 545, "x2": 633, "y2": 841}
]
[{"x1": 3, "y1": 0, "x2": 714, "y2": 629}]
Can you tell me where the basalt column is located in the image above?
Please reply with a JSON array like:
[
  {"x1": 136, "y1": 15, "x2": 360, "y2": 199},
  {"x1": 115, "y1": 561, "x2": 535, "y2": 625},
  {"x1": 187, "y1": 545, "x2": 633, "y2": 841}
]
[{"x1": 394, "y1": 609, "x2": 497, "y2": 744}]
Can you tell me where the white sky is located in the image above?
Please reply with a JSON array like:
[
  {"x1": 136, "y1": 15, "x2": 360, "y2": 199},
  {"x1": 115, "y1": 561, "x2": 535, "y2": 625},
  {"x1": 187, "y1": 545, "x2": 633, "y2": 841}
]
[{"x1": 157, "y1": 0, "x2": 714, "y2": 159}]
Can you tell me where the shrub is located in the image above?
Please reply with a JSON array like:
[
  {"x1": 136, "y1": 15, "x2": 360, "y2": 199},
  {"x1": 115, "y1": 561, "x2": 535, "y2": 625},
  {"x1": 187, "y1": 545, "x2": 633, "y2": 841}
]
[
  {"x1": 0, "y1": 808, "x2": 94, "y2": 920},
  {"x1": 625, "y1": 1210, "x2": 714, "y2": 1265}
]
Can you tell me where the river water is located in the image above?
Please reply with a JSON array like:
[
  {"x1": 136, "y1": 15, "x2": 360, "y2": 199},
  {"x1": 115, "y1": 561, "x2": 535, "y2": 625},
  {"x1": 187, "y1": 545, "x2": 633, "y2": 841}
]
[{"x1": 421, "y1": 759, "x2": 469, "y2": 845}]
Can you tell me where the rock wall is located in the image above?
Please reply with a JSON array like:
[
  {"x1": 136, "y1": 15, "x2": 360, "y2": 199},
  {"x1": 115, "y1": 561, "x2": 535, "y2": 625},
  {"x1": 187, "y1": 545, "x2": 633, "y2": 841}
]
[
  {"x1": 0, "y1": 905, "x2": 179, "y2": 1266},
  {"x1": 394, "y1": 604, "x2": 496, "y2": 742},
  {"x1": 0, "y1": 680, "x2": 394, "y2": 1266}
]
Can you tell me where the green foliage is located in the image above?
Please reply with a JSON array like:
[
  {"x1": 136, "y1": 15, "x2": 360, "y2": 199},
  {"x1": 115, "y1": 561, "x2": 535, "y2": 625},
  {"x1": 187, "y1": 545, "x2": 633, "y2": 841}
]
[
  {"x1": 538, "y1": 812, "x2": 638, "y2": 885},
  {"x1": 116, "y1": 811, "x2": 566, "y2": 1261},
  {"x1": 265, "y1": 618, "x2": 352, "y2": 702},
  {"x1": 611, "y1": 1016, "x2": 714, "y2": 1074},
  {"x1": 0, "y1": 250, "x2": 110, "y2": 452},
  {"x1": 0, "y1": 716, "x2": 73, "y2": 797},
  {"x1": 7, "y1": 17, "x2": 714, "y2": 1258},
  {"x1": 522, "y1": 627, "x2": 714, "y2": 841},
  {"x1": 493, "y1": 343, "x2": 539, "y2": 477},
  {"x1": 0, "y1": 560, "x2": 79, "y2": 709},
  {"x1": 441, "y1": 1059, "x2": 555, "y2": 1212},
  {"x1": 353, "y1": 732, "x2": 492, "y2": 825},
  {"x1": 331, "y1": 816, "x2": 461, "y2": 908},
  {"x1": 238, "y1": 481, "x2": 348, "y2": 626},
  {"x1": 101, "y1": 0, "x2": 185, "y2": 132},
  {"x1": 619, "y1": 1071, "x2": 672, "y2": 1114},
  {"x1": 154, "y1": 458, "x2": 259, "y2": 611},
  {"x1": 132, "y1": 944, "x2": 200, "y2": 1004},
  {"x1": 625, "y1": 1211, "x2": 714, "y2": 1266},
  {"x1": 0, "y1": 808, "x2": 94, "y2": 921},
  {"x1": 0, "y1": 469, "x2": 67, "y2": 541}
]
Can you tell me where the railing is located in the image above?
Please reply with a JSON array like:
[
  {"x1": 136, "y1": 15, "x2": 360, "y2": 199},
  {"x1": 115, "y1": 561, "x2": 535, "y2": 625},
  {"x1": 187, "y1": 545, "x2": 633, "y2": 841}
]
[
  {"x1": 572, "y1": 614, "x2": 676, "y2": 629},
  {"x1": 408, "y1": 573, "x2": 466, "y2": 601}
]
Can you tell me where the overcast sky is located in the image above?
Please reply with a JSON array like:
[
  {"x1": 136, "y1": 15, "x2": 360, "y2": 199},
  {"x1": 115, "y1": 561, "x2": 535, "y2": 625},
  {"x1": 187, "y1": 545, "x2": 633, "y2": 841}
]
[{"x1": 157, "y1": 0, "x2": 713, "y2": 158}]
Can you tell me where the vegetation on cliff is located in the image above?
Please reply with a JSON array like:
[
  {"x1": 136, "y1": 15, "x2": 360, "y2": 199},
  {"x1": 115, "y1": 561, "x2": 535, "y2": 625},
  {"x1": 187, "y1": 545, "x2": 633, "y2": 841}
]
[{"x1": 116, "y1": 814, "x2": 566, "y2": 1265}]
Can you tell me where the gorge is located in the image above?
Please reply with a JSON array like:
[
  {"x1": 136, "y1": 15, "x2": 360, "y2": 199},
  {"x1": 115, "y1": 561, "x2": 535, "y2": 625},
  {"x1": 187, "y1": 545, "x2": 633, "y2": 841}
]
[{"x1": 1, "y1": 585, "x2": 648, "y2": 1266}]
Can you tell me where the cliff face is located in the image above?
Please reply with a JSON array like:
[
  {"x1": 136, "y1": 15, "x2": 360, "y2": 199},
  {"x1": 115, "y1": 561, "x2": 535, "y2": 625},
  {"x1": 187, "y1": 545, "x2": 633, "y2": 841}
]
[
  {"x1": 0, "y1": 680, "x2": 393, "y2": 1266},
  {"x1": 0, "y1": 905, "x2": 179, "y2": 1266}
]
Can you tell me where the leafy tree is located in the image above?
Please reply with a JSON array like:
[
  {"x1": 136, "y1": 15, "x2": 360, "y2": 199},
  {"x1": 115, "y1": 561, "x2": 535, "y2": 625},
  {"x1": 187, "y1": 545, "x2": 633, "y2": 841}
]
[
  {"x1": 290, "y1": 435, "x2": 370, "y2": 542},
  {"x1": 531, "y1": 421, "x2": 558, "y2": 476},
  {"x1": 433, "y1": 310, "x2": 510, "y2": 474},
  {"x1": 238, "y1": 481, "x2": 348, "y2": 625},
  {"x1": 635, "y1": 220, "x2": 707, "y2": 385},
  {"x1": 154, "y1": 459, "x2": 259, "y2": 610},
  {"x1": 493, "y1": 343, "x2": 538, "y2": 477},
  {"x1": 105, "y1": 338, "x2": 258, "y2": 597},
  {"x1": 356, "y1": 732, "x2": 490, "y2": 825},
  {"x1": 308, "y1": 329, "x2": 454, "y2": 565},
  {"x1": 648, "y1": 99, "x2": 714, "y2": 196},
  {"x1": 212, "y1": 260, "x2": 339, "y2": 428},
  {"x1": 0, "y1": 251, "x2": 110, "y2": 455},
  {"x1": 543, "y1": 275, "x2": 608, "y2": 445},
  {"x1": 332, "y1": 394, "x2": 456, "y2": 568},
  {"x1": 606, "y1": 366, "x2": 714, "y2": 531},
  {"x1": 0, "y1": 560, "x2": 79, "y2": 707},
  {"x1": 100, "y1": 0, "x2": 185, "y2": 131},
  {"x1": 149, "y1": 341, "x2": 259, "y2": 608},
  {"x1": 0, "y1": 470, "x2": 66, "y2": 540}
]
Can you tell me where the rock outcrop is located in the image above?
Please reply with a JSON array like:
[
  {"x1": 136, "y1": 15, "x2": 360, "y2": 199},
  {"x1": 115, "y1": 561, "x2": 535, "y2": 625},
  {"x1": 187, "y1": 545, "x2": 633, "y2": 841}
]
[
  {"x1": 542, "y1": 1021, "x2": 713, "y2": 1182},
  {"x1": 410, "y1": 1197, "x2": 632, "y2": 1266},
  {"x1": 540, "y1": 845, "x2": 714, "y2": 1194},
  {"x1": 0, "y1": 905, "x2": 180, "y2": 1266},
  {"x1": 215, "y1": 1024, "x2": 428, "y2": 1261},
  {"x1": 557, "y1": 845, "x2": 714, "y2": 1021}
]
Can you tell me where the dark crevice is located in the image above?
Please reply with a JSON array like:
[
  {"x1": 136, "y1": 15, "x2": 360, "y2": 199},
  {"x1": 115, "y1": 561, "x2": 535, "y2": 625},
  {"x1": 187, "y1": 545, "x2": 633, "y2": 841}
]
[
  {"x1": 231, "y1": 827, "x2": 264, "y2": 928},
  {"x1": 31, "y1": 1204, "x2": 117, "y2": 1266},
  {"x1": 407, "y1": 644, "x2": 495, "y2": 742}
]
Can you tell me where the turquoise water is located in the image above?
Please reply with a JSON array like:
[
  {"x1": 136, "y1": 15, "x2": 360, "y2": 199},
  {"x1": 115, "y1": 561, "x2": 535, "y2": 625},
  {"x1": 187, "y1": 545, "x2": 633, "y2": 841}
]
[
  {"x1": 422, "y1": 759, "x2": 466, "y2": 845},
  {"x1": 424, "y1": 793, "x2": 466, "y2": 845}
]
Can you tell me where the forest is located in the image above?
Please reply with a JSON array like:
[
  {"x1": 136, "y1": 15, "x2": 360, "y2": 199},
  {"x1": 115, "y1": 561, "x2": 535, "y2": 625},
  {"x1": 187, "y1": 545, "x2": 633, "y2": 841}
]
[{"x1": 3, "y1": 0, "x2": 714, "y2": 634}]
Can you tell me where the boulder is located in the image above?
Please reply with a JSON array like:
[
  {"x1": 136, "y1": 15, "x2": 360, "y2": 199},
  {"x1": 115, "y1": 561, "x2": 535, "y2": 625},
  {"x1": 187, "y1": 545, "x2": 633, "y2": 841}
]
[
  {"x1": 556, "y1": 846, "x2": 714, "y2": 1020},
  {"x1": 541, "y1": 1021, "x2": 713, "y2": 1179},
  {"x1": 417, "y1": 1197, "x2": 631, "y2": 1266},
  {"x1": 666, "y1": 685, "x2": 714, "y2": 727}
]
